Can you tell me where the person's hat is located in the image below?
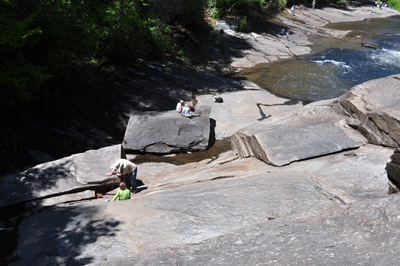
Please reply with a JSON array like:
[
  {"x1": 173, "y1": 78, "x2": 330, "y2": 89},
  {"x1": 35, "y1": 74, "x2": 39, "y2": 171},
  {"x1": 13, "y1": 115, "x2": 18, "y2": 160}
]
[
  {"x1": 213, "y1": 92, "x2": 216, "y2": 96},
  {"x1": 180, "y1": 100, "x2": 184, "y2": 103}
]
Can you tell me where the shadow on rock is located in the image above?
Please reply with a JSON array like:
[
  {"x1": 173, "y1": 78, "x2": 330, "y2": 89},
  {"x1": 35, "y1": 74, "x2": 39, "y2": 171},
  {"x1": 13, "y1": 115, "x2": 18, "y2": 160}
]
[{"x1": 12, "y1": 205, "x2": 122, "y2": 266}]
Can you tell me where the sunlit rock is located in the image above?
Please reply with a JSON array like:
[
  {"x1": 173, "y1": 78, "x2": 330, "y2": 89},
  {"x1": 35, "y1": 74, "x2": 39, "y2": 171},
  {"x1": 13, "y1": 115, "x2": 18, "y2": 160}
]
[
  {"x1": 231, "y1": 99, "x2": 367, "y2": 166},
  {"x1": 339, "y1": 74, "x2": 400, "y2": 148}
]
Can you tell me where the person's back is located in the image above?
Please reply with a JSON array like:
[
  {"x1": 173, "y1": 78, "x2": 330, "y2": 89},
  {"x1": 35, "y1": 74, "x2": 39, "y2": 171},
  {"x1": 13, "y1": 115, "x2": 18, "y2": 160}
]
[
  {"x1": 112, "y1": 182, "x2": 131, "y2": 201},
  {"x1": 176, "y1": 100, "x2": 184, "y2": 112}
]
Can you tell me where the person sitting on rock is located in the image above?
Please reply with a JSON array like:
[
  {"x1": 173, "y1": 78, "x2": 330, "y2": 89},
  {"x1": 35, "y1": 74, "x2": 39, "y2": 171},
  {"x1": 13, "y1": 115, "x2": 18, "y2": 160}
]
[
  {"x1": 176, "y1": 100, "x2": 184, "y2": 113},
  {"x1": 112, "y1": 182, "x2": 131, "y2": 201},
  {"x1": 213, "y1": 93, "x2": 223, "y2": 103},
  {"x1": 181, "y1": 103, "x2": 199, "y2": 117},
  {"x1": 107, "y1": 159, "x2": 138, "y2": 194}
]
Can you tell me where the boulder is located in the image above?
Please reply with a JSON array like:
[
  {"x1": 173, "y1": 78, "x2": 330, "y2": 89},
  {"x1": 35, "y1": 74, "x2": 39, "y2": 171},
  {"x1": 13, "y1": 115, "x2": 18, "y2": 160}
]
[
  {"x1": 122, "y1": 106, "x2": 211, "y2": 153},
  {"x1": 231, "y1": 99, "x2": 367, "y2": 166},
  {"x1": 0, "y1": 145, "x2": 124, "y2": 208},
  {"x1": 339, "y1": 74, "x2": 400, "y2": 148},
  {"x1": 362, "y1": 42, "x2": 380, "y2": 49}
]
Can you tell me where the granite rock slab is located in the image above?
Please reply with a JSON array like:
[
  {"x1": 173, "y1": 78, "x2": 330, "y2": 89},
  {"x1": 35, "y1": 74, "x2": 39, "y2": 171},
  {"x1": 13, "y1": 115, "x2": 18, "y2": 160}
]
[
  {"x1": 0, "y1": 145, "x2": 124, "y2": 208},
  {"x1": 231, "y1": 100, "x2": 367, "y2": 166},
  {"x1": 10, "y1": 144, "x2": 394, "y2": 266},
  {"x1": 122, "y1": 107, "x2": 211, "y2": 153},
  {"x1": 92, "y1": 194, "x2": 400, "y2": 266},
  {"x1": 339, "y1": 74, "x2": 400, "y2": 148}
]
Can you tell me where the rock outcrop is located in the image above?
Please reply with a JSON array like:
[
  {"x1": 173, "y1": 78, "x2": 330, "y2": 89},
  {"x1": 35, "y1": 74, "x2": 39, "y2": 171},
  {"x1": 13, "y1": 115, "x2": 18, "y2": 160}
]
[
  {"x1": 9, "y1": 144, "x2": 395, "y2": 266},
  {"x1": 231, "y1": 99, "x2": 367, "y2": 166},
  {"x1": 123, "y1": 106, "x2": 211, "y2": 153},
  {"x1": 338, "y1": 74, "x2": 400, "y2": 148},
  {"x1": 231, "y1": 74, "x2": 400, "y2": 166},
  {"x1": 0, "y1": 145, "x2": 124, "y2": 208},
  {"x1": 362, "y1": 42, "x2": 380, "y2": 49}
]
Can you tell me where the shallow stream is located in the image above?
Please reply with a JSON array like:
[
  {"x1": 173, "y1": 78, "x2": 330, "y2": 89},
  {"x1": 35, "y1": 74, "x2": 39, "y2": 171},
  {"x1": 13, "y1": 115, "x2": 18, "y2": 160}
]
[{"x1": 233, "y1": 16, "x2": 400, "y2": 101}]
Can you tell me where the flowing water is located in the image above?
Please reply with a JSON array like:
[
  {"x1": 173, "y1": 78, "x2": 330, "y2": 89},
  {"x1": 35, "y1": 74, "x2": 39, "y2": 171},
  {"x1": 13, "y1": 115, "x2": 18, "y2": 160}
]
[{"x1": 233, "y1": 16, "x2": 400, "y2": 102}]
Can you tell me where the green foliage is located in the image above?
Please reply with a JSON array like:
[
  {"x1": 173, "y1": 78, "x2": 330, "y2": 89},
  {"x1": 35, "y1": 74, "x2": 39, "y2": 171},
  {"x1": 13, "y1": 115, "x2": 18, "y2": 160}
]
[
  {"x1": 209, "y1": 0, "x2": 286, "y2": 18},
  {"x1": 0, "y1": 6, "x2": 51, "y2": 110},
  {"x1": 149, "y1": 18, "x2": 176, "y2": 53},
  {"x1": 336, "y1": 0, "x2": 347, "y2": 6},
  {"x1": 386, "y1": 0, "x2": 400, "y2": 10},
  {"x1": 182, "y1": 0, "x2": 208, "y2": 29},
  {"x1": 235, "y1": 16, "x2": 247, "y2": 31}
]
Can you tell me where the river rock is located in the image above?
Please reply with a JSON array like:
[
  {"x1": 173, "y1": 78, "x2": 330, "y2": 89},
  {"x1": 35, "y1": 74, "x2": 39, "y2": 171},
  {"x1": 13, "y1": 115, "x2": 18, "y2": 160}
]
[
  {"x1": 362, "y1": 42, "x2": 380, "y2": 49},
  {"x1": 9, "y1": 144, "x2": 394, "y2": 266},
  {"x1": 0, "y1": 145, "x2": 124, "y2": 208},
  {"x1": 231, "y1": 99, "x2": 367, "y2": 166},
  {"x1": 339, "y1": 74, "x2": 400, "y2": 148},
  {"x1": 122, "y1": 107, "x2": 211, "y2": 153}
]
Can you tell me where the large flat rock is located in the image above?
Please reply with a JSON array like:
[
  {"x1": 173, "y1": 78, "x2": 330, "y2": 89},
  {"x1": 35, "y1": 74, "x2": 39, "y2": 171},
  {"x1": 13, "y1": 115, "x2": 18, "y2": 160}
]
[
  {"x1": 0, "y1": 145, "x2": 124, "y2": 208},
  {"x1": 231, "y1": 99, "x2": 367, "y2": 166},
  {"x1": 196, "y1": 89, "x2": 304, "y2": 140},
  {"x1": 10, "y1": 144, "x2": 394, "y2": 266},
  {"x1": 237, "y1": 122, "x2": 366, "y2": 166},
  {"x1": 122, "y1": 107, "x2": 211, "y2": 153},
  {"x1": 93, "y1": 194, "x2": 400, "y2": 266}
]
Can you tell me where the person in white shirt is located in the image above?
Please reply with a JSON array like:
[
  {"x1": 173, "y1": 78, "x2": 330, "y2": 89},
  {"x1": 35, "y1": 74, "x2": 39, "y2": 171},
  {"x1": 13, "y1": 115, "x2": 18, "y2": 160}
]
[
  {"x1": 176, "y1": 100, "x2": 184, "y2": 112},
  {"x1": 107, "y1": 159, "x2": 138, "y2": 193}
]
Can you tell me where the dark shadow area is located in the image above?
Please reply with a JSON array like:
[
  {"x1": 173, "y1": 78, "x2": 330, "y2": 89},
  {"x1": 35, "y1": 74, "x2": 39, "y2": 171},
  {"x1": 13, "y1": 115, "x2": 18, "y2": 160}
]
[
  {"x1": 0, "y1": 161, "x2": 74, "y2": 209},
  {"x1": 132, "y1": 138, "x2": 231, "y2": 166},
  {"x1": 5, "y1": 205, "x2": 120, "y2": 266},
  {"x1": 256, "y1": 100, "x2": 303, "y2": 121},
  {"x1": 0, "y1": 202, "x2": 30, "y2": 266},
  {"x1": 209, "y1": 118, "x2": 217, "y2": 147},
  {"x1": 0, "y1": 155, "x2": 124, "y2": 210},
  {"x1": 246, "y1": 17, "x2": 291, "y2": 38}
]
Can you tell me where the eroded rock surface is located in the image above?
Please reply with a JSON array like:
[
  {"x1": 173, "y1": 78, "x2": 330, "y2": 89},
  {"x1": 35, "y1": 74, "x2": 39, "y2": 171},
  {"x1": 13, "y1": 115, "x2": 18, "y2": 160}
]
[{"x1": 339, "y1": 74, "x2": 400, "y2": 148}]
